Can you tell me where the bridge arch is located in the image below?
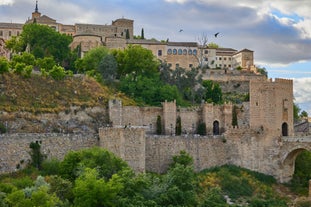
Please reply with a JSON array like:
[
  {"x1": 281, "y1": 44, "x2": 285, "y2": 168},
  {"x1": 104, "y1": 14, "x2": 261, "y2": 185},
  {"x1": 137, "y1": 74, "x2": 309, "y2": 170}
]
[{"x1": 280, "y1": 146, "x2": 311, "y2": 183}]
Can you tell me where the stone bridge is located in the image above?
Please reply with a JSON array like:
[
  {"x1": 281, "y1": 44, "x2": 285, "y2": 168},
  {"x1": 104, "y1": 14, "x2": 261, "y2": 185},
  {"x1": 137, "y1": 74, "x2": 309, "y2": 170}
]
[{"x1": 278, "y1": 136, "x2": 311, "y2": 183}]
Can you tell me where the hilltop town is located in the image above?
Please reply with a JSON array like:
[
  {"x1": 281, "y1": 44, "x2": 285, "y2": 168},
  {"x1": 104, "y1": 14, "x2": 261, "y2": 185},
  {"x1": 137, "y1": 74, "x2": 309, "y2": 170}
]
[{"x1": 0, "y1": 1, "x2": 310, "y2": 190}]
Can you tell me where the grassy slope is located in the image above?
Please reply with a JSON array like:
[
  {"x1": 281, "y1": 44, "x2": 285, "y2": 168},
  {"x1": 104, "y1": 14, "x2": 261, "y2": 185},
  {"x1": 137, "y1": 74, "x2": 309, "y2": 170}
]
[{"x1": 0, "y1": 73, "x2": 135, "y2": 113}]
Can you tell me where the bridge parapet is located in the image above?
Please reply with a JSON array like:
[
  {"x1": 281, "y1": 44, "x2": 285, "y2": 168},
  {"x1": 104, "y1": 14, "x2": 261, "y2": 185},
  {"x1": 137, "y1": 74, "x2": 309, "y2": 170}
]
[{"x1": 282, "y1": 136, "x2": 311, "y2": 142}]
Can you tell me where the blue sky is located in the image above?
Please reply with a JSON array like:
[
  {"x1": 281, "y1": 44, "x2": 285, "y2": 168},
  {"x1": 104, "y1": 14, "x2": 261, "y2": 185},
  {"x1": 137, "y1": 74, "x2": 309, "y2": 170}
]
[{"x1": 1, "y1": 0, "x2": 311, "y2": 115}]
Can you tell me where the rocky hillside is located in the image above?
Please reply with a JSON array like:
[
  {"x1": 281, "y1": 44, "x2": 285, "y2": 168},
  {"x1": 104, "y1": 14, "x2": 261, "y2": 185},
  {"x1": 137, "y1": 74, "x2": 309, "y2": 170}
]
[{"x1": 0, "y1": 73, "x2": 133, "y2": 133}]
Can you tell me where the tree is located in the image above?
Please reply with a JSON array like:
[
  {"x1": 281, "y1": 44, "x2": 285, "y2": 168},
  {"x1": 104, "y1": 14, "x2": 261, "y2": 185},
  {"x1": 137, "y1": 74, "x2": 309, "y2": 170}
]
[
  {"x1": 202, "y1": 80, "x2": 222, "y2": 104},
  {"x1": 195, "y1": 33, "x2": 209, "y2": 69},
  {"x1": 156, "y1": 115, "x2": 162, "y2": 135},
  {"x1": 29, "y1": 141, "x2": 45, "y2": 170},
  {"x1": 0, "y1": 57, "x2": 9, "y2": 74},
  {"x1": 7, "y1": 23, "x2": 72, "y2": 65},
  {"x1": 48, "y1": 65, "x2": 67, "y2": 80},
  {"x1": 59, "y1": 147, "x2": 129, "y2": 181},
  {"x1": 76, "y1": 46, "x2": 109, "y2": 74},
  {"x1": 98, "y1": 54, "x2": 117, "y2": 85},
  {"x1": 175, "y1": 116, "x2": 182, "y2": 135},
  {"x1": 114, "y1": 44, "x2": 159, "y2": 79},
  {"x1": 293, "y1": 103, "x2": 301, "y2": 121},
  {"x1": 141, "y1": 28, "x2": 144, "y2": 39},
  {"x1": 300, "y1": 110, "x2": 308, "y2": 119},
  {"x1": 73, "y1": 168, "x2": 123, "y2": 207},
  {"x1": 208, "y1": 42, "x2": 219, "y2": 48}
]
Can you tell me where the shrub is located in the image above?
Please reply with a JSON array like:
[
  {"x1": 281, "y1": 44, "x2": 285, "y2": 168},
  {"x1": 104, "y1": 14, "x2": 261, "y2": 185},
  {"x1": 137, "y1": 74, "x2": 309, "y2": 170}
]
[
  {"x1": 197, "y1": 121, "x2": 206, "y2": 135},
  {"x1": 0, "y1": 122, "x2": 7, "y2": 134},
  {"x1": 156, "y1": 115, "x2": 162, "y2": 135}
]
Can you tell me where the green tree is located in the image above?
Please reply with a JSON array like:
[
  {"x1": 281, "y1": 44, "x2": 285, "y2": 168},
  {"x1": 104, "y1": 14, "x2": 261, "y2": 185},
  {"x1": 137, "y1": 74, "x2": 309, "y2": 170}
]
[
  {"x1": 175, "y1": 116, "x2": 182, "y2": 135},
  {"x1": 294, "y1": 103, "x2": 301, "y2": 121},
  {"x1": 29, "y1": 141, "x2": 45, "y2": 170},
  {"x1": 208, "y1": 42, "x2": 219, "y2": 48},
  {"x1": 156, "y1": 115, "x2": 162, "y2": 135},
  {"x1": 197, "y1": 121, "x2": 207, "y2": 136},
  {"x1": 0, "y1": 57, "x2": 9, "y2": 74},
  {"x1": 49, "y1": 65, "x2": 66, "y2": 80},
  {"x1": 8, "y1": 23, "x2": 72, "y2": 65},
  {"x1": 10, "y1": 52, "x2": 35, "y2": 69},
  {"x1": 300, "y1": 110, "x2": 308, "y2": 118},
  {"x1": 59, "y1": 147, "x2": 129, "y2": 182},
  {"x1": 75, "y1": 46, "x2": 109, "y2": 73},
  {"x1": 36, "y1": 57, "x2": 56, "y2": 72},
  {"x1": 98, "y1": 54, "x2": 117, "y2": 85},
  {"x1": 114, "y1": 44, "x2": 159, "y2": 79},
  {"x1": 202, "y1": 80, "x2": 222, "y2": 104},
  {"x1": 141, "y1": 28, "x2": 144, "y2": 39},
  {"x1": 73, "y1": 168, "x2": 123, "y2": 207}
]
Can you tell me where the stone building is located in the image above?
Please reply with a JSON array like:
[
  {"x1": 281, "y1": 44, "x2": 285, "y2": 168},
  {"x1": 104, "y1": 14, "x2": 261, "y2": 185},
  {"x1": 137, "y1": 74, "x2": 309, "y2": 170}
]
[{"x1": 0, "y1": 1, "x2": 255, "y2": 71}]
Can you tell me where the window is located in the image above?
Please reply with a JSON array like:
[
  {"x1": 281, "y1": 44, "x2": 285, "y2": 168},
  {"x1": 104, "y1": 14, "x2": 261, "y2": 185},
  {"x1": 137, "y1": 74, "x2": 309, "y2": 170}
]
[
  {"x1": 188, "y1": 49, "x2": 192, "y2": 55},
  {"x1": 9, "y1": 31, "x2": 11, "y2": 36},
  {"x1": 189, "y1": 64, "x2": 193, "y2": 68},
  {"x1": 204, "y1": 50, "x2": 208, "y2": 54},
  {"x1": 173, "y1": 49, "x2": 177, "y2": 55},
  {"x1": 193, "y1": 49, "x2": 197, "y2": 55},
  {"x1": 219, "y1": 57, "x2": 222, "y2": 60},
  {"x1": 17, "y1": 31, "x2": 20, "y2": 36},
  {"x1": 224, "y1": 57, "x2": 227, "y2": 60},
  {"x1": 178, "y1": 49, "x2": 182, "y2": 55},
  {"x1": 158, "y1": 50, "x2": 162, "y2": 56},
  {"x1": 183, "y1": 49, "x2": 187, "y2": 55},
  {"x1": 204, "y1": 57, "x2": 208, "y2": 61},
  {"x1": 167, "y1": 49, "x2": 172, "y2": 55},
  {"x1": 229, "y1": 57, "x2": 231, "y2": 60},
  {"x1": 176, "y1": 63, "x2": 179, "y2": 68},
  {"x1": 0, "y1": 30, "x2": 2, "y2": 36}
]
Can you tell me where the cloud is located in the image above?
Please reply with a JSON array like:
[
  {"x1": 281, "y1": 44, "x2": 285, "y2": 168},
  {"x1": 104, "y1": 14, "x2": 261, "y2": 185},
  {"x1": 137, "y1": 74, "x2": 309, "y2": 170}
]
[
  {"x1": 293, "y1": 78, "x2": 311, "y2": 115},
  {"x1": 0, "y1": 0, "x2": 14, "y2": 5}
]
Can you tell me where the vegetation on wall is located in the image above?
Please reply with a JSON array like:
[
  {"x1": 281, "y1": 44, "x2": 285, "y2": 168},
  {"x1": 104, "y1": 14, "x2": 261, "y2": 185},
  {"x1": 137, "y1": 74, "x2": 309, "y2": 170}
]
[
  {"x1": 156, "y1": 115, "x2": 162, "y2": 135},
  {"x1": 0, "y1": 148, "x2": 292, "y2": 206}
]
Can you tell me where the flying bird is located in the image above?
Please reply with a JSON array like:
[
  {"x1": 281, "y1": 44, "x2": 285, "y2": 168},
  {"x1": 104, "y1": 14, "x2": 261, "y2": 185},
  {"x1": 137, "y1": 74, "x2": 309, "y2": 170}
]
[
  {"x1": 179, "y1": 29, "x2": 183, "y2": 32},
  {"x1": 214, "y1": 32, "x2": 220, "y2": 37}
]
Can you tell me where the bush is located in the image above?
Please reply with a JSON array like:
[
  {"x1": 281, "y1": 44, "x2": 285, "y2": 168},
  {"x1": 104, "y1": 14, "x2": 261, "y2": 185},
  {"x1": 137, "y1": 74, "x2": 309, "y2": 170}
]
[{"x1": 197, "y1": 122, "x2": 206, "y2": 135}]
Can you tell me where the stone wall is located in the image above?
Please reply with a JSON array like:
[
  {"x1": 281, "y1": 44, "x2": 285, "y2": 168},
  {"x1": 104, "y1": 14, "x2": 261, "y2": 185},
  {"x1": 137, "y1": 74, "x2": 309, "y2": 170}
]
[
  {"x1": 145, "y1": 135, "x2": 229, "y2": 173},
  {"x1": 99, "y1": 127, "x2": 145, "y2": 173},
  {"x1": 0, "y1": 133, "x2": 98, "y2": 174}
]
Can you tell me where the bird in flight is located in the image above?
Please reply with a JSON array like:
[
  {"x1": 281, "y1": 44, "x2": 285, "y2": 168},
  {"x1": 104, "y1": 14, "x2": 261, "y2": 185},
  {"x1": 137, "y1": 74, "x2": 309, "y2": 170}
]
[
  {"x1": 214, "y1": 32, "x2": 220, "y2": 37},
  {"x1": 179, "y1": 29, "x2": 183, "y2": 32}
]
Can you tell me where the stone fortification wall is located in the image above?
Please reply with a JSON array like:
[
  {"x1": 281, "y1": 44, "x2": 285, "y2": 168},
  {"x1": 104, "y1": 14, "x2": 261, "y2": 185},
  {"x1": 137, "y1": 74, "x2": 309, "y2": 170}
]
[
  {"x1": 145, "y1": 135, "x2": 229, "y2": 173},
  {"x1": 250, "y1": 78, "x2": 294, "y2": 137},
  {"x1": 99, "y1": 127, "x2": 145, "y2": 173},
  {"x1": 178, "y1": 107, "x2": 202, "y2": 134},
  {"x1": 0, "y1": 133, "x2": 97, "y2": 174},
  {"x1": 203, "y1": 69, "x2": 266, "y2": 82}
]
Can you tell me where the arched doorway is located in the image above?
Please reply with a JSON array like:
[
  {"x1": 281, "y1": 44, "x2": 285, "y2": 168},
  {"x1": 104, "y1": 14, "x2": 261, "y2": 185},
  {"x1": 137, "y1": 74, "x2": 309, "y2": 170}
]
[
  {"x1": 213, "y1": 120, "x2": 220, "y2": 135},
  {"x1": 282, "y1": 122, "x2": 288, "y2": 136}
]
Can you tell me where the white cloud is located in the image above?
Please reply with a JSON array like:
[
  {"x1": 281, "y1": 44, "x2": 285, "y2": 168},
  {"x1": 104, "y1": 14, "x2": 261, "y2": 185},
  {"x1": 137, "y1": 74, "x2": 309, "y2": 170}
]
[
  {"x1": 293, "y1": 78, "x2": 311, "y2": 115},
  {"x1": 0, "y1": 0, "x2": 14, "y2": 5}
]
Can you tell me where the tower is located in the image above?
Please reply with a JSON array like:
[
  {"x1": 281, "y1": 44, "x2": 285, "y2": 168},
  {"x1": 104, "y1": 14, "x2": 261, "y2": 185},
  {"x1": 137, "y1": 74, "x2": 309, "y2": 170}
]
[{"x1": 32, "y1": 1, "x2": 41, "y2": 20}]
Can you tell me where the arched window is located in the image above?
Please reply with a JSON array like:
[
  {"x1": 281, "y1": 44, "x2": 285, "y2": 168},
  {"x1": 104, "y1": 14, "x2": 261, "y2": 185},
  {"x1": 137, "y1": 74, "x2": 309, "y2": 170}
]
[
  {"x1": 183, "y1": 49, "x2": 187, "y2": 55},
  {"x1": 188, "y1": 49, "x2": 192, "y2": 55},
  {"x1": 167, "y1": 49, "x2": 172, "y2": 55},
  {"x1": 178, "y1": 49, "x2": 182, "y2": 55},
  {"x1": 173, "y1": 49, "x2": 177, "y2": 55},
  {"x1": 282, "y1": 122, "x2": 288, "y2": 136},
  {"x1": 193, "y1": 49, "x2": 197, "y2": 55},
  {"x1": 213, "y1": 120, "x2": 220, "y2": 135}
]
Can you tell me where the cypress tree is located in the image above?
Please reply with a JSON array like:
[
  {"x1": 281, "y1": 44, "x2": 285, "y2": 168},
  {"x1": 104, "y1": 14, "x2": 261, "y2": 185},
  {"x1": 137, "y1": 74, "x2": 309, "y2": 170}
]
[
  {"x1": 232, "y1": 105, "x2": 238, "y2": 128},
  {"x1": 141, "y1": 28, "x2": 144, "y2": 39},
  {"x1": 175, "y1": 116, "x2": 182, "y2": 135},
  {"x1": 156, "y1": 115, "x2": 162, "y2": 135}
]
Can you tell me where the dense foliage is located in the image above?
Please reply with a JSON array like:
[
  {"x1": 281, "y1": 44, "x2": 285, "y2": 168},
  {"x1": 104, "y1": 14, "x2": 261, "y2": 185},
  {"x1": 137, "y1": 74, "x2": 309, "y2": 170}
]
[{"x1": 0, "y1": 147, "x2": 292, "y2": 207}]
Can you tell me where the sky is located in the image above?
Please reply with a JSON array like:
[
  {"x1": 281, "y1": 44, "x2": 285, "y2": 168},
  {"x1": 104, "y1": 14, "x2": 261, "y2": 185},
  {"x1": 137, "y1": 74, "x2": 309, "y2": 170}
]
[{"x1": 0, "y1": 0, "x2": 311, "y2": 115}]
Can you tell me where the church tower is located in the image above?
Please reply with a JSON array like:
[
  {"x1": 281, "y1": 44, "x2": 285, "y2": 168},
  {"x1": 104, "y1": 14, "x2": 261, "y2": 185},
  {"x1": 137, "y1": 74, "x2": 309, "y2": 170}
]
[{"x1": 32, "y1": 1, "x2": 41, "y2": 20}]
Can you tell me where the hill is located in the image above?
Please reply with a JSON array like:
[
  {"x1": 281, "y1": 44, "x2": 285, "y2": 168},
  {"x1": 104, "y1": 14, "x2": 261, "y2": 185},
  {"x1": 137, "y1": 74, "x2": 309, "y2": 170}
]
[{"x1": 0, "y1": 73, "x2": 134, "y2": 113}]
